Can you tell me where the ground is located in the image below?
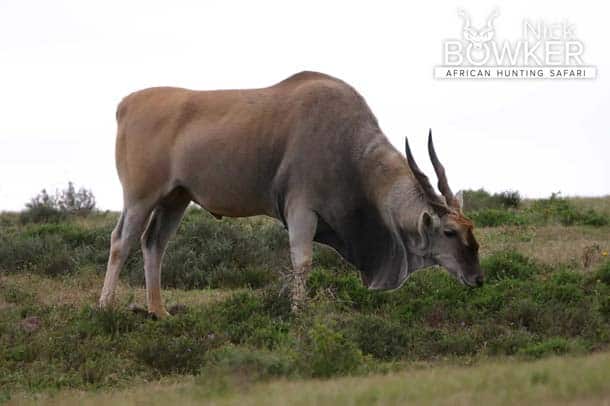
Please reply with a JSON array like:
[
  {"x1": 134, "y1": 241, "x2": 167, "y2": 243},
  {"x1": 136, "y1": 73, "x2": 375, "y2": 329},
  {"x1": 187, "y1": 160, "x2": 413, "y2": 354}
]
[
  {"x1": 0, "y1": 196, "x2": 609, "y2": 405},
  {"x1": 10, "y1": 353, "x2": 610, "y2": 405}
]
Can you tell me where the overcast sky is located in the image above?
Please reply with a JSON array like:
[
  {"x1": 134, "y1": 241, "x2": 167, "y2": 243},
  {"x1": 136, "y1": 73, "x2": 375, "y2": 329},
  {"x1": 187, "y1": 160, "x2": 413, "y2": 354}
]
[{"x1": 0, "y1": 0, "x2": 608, "y2": 211}]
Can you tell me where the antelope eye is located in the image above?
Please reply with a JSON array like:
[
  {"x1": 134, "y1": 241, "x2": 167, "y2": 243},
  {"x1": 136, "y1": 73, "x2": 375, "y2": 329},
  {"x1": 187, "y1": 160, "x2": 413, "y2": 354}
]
[{"x1": 444, "y1": 229, "x2": 457, "y2": 237}]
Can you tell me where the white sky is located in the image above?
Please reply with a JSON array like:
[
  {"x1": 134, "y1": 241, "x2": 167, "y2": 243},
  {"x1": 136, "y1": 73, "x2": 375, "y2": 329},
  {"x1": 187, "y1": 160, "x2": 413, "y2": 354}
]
[{"x1": 0, "y1": 0, "x2": 608, "y2": 211}]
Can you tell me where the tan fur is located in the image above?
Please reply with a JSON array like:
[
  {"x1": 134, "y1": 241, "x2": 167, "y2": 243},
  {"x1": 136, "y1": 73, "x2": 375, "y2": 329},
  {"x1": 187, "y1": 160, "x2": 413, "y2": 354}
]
[{"x1": 99, "y1": 71, "x2": 483, "y2": 317}]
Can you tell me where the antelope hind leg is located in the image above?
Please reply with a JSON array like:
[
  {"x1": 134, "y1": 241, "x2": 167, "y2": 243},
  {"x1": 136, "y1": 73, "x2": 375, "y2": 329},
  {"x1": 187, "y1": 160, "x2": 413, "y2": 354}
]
[
  {"x1": 99, "y1": 204, "x2": 154, "y2": 309},
  {"x1": 140, "y1": 191, "x2": 190, "y2": 319}
]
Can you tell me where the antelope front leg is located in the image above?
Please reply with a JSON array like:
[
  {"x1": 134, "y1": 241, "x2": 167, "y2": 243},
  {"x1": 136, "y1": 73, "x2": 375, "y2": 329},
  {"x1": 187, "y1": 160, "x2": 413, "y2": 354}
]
[
  {"x1": 286, "y1": 206, "x2": 317, "y2": 313},
  {"x1": 291, "y1": 261, "x2": 311, "y2": 313}
]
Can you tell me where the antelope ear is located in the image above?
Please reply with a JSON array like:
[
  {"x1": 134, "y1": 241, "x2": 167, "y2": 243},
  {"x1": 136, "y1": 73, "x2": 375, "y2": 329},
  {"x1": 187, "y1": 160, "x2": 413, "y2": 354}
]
[
  {"x1": 419, "y1": 211, "x2": 433, "y2": 234},
  {"x1": 418, "y1": 211, "x2": 440, "y2": 250},
  {"x1": 455, "y1": 190, "x2": 464, "y2": 210}
]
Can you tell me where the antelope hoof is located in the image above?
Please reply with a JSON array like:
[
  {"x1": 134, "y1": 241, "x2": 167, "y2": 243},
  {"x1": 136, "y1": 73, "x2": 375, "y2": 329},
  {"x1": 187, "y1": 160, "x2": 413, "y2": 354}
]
[
  {"x1": 148, "y1": 307, "x2": 171, "y2": 320},
  {"x1": 127, "y1": 303, "x2": 148, "y2": 316},
  {"x1": 291, "y1": 291, "x2": 307, "y2": 314},
  {"x1": 98, "y1": 296, "x2": 115, "y2": 310},
  {"x1": 168, "y1": 304, "x2": 188, "y2": 316}
]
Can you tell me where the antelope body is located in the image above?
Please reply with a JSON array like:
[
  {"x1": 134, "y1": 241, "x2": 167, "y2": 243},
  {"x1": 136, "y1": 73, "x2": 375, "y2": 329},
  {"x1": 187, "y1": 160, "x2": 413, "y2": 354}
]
[{"x1": 99, "y1": 71, "x2": 483, "y2": 317}]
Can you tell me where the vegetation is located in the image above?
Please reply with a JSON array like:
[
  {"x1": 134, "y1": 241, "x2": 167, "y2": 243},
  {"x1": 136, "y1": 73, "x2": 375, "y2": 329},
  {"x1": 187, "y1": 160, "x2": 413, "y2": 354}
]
[
  {"x1": 20, "y1": 182, "x2": 96, "y2": 224},
  {"x1": 0, "y1": 191, "x2": 609, "y2": 403},
  {"x1": 12, "y1": 352, "x2": 610, "y2": 405},
  {"x1": 463, "y1": 190, "x2": 609, "y2": 227},
  {"x1": 462, "y1": 188, "x2": 522, "y2": 211}
]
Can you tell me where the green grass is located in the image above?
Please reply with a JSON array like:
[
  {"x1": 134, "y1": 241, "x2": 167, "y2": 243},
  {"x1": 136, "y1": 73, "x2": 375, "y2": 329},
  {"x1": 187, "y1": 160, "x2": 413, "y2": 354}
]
[
  {"x1": 0, "y1": 196, "x2": 609, "y2": 404},
  {"x1": 1, "y1": 256, "x2": 609, "y2": 398}
]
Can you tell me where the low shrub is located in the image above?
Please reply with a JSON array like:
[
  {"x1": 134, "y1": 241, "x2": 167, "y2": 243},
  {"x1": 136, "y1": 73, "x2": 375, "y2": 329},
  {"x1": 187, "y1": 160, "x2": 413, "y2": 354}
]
[
  {"x1": 0, "y1": 233, "x2": 75, "y2": 276},
  {"x1": 213, "y1": 291, "x2": 290, "y2": 349},
  {"x1": 203, "y1": 345, "x2": 295, "y2": 380},
  {"x1": 307, "y1": 267, "x2": 389, "y2": 311},
  {"x1": 302, "y1": 322, "x2": 365, "y2": 378},
  {"x1": 594, "y1": 260, "x2": 610, "y2": 285},
  {"x1": 462, "y1": 189, "x2": 521, "y2": 211},
  {"x1": 20, "y1": 182, "x2": 96, "y2": 224},
  {"x1": 469, "y1": 209, "x2": 526, "y2": 227},
  {"x1": 481, "y1": 250, "x2": 540, "y2": 281},
  {"x1": 434, "y1": 330, "x2": 479, "y2": 356},
  {"x1": 580, "y1": 209, "x2": 609, "y2": 226},
  {"x1": 464, "y1": 191, "x2": 608, "y2": 227},
  {"x1": 76, "y1": 307, "x2": 143, "y2": 337},
  {"x1": 343, "y1": 314, "x2": 409, "y2": 360},
  {"x1": 485, "y1": 329, "x2": 535, "y2": 356},
  {"x1": 530, "y1": 193, "x2": 581, "y2": 226},
  {"x1": 125, "y1": 209, "x2": 291, "y2": 290},
  {"x1": 599, "y1": 296, "x2": 610, "y2": 322},
  {"x1": 136, "y1": 335, "x2": 209, "y2": 375},
  {"x1": 518, "y1": 338, "x2": 585, "y2": 359}
]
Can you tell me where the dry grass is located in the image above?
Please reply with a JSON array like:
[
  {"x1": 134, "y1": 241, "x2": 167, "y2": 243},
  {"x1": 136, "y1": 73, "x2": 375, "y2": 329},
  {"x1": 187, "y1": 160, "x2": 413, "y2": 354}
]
[
  {"x1": 12, "y1": 352, "x2": 610, "y2": 406},
  {"x1": 568, "y1": 196, "x2": 610, "y2": 217},
  {"x1": 0, "y1": 271, "x2": 235, "y2": 309},
  {"x1": 477, "y1": 225, "x2": 610, "y2": 268}
]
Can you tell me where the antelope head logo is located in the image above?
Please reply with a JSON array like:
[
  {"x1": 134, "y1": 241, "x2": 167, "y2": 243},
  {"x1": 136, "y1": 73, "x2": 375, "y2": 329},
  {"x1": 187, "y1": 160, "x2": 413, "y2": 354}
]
[{"x1": 458, "y1": 9, "x2": 499, "y2": 49}]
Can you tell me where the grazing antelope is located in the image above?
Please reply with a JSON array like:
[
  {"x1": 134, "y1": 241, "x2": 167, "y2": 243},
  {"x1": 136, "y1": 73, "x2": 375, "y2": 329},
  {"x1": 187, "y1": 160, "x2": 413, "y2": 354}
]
[{"x1": 99, "y1": 71, "x2": 483, "y2": 317}]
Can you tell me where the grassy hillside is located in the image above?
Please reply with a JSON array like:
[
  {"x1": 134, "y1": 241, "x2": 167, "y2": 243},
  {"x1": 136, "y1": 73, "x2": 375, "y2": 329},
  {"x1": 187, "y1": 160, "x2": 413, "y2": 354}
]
[{"x1": 0, "y1": 194, "x2": 609, "y2": 403}]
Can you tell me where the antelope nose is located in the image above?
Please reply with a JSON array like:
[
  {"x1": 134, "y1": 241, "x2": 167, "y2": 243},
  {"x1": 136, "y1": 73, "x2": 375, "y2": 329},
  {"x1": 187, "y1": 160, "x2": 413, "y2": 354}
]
[{"x1": 475, "y1": 275, "x2": 484, "y2": 287}]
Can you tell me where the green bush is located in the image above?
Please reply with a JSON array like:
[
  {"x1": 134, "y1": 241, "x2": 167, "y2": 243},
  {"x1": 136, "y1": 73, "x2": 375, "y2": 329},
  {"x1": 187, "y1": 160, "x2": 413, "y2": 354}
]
[
  {"x1": 343, "y1": 314, "x2": 409, "y2": 360},
  {"x1": 580, "y1": 209, "x2": 609, "y2": 226},
  {"x1": 599, "y1": 296, "x2": 610, "y2": 322},
  {"x1": 462, "y1": 189, "x2": 521, "y2": 211},
  {"x1": 530, "y1": 193, "x2": 580, "y2": 226},
  {"x1": 463, "y1": 191, "x2": 608, "y2": 227},
  {"x1": 469, "y1": 209, "x2": 526, "y2": 227},
  {"x1": 77, "y1": 307, "x2": 143, "y2": 337},
  {"x1": 518, "y1": 338, "x2": 584, "y2": 359},
  {"x1": 136, "y1": 335, "x2": 209, "y2": 375},
  {"x1": 497, "y1": 190, "x2": 522, "y2": 209},
  {"x1": 486, "y1": 330, "x2": 535, "y2": 356},
  {"x1": 481, "y1": 250, "x2": 540, "y2": 281},
  {"x1": 595, "y1": 261, "x2": 610, "y2": 285},
  {"x1": 0, "y1": 233, "x2": 75, "y2": 276},
  {"x1": 125, "y1": 209, "x2": 290, "y2": 290},
  {"x1": 434, "y1": 331, "x2": 479, "y2": 356},
  {"x1": 20, "y1": 182, "x2": 96, "y2": 224},
  {"x1": 307, "y1": 267, "x2": 389, "y2": 311},
  {"x1": 212, "y1": 291, "x2": 290, "y2": 349},
  {"x1": 303, "y1": 322, "x2": 364, "y2": 378}
]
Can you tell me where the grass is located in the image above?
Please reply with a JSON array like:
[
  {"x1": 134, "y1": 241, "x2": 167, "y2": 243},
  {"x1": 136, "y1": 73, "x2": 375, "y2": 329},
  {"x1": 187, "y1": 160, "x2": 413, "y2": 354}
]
[
  {"x1": 10, "y1": 352, "x2": 610, "y2": 405},
  {"x1": 0, "y1": 195, "x2": 609, "y2": 404},
  {"x1": 475, "y1": 225, "x2": 609, "y2": 267},
  {"x1": 2, "y1": 254, "x2": 609, "y2": 398},
  {"x1": 464, "y1": 192, "x2": 609, "y2": 228}
]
